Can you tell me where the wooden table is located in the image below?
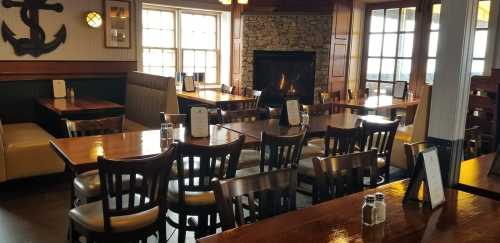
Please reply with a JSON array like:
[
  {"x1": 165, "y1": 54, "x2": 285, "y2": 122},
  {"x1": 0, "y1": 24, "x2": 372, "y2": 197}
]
[
  {"x1": 220, "y1": 113, "x2": 389, "y2": 139},
  {"x1": 37, "y1": 97, "x2": 125, "y2": 137},
  {"x1": 177, "y1": 90, "x2": 255, "y2": 113},
  {"x1": 199, "y1": 179, "x2": 500, "y2": 243},
  {"x1": 457, "y1": 153, "x2": 500, "y2": 200},
  {"x1": 333, "y1": 95, "x2": 419, "y2": 116},
  {"x1": 50, "y1": 126, "x2": 258, "y2": 174}
]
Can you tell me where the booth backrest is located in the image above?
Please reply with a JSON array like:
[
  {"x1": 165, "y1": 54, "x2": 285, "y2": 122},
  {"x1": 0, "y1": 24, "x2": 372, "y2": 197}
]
[{"x1": 126, "y1": 72, "x2": 178, "y2": 129}]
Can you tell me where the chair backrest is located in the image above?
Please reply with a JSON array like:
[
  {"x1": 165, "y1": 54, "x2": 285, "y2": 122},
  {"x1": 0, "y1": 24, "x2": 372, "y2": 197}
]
[
  {"x1": 260, "y1": 131, "x2": 307, "y2": 172},
  {"x1": 411, "y1": 85, "x2": 432, "y2": 142},
  {"x1": 313, "y1": 150, "x2": 378, "y2": 203},
  {"x1": 213, "y1": 168, "x2": 297, "y2": 231},
  {"x1": 404, "y1": 141, "x2": 432, "y2": 176},
  {"x1": 324, "y1": 126, "x2": 361, "y2": 157},
  {"x1": 267, "y1": 107, "x2": 282, "y2": 119},
  {"x1": 361, "y1": 120, "x2": 399, "y2": 157},
  {"x1": 97, "y1": 145, "x2": 177, "y2": 233},
  {"x1": 174, "y1": 136, "x2": 245, "y2": 202},
  {"x1": 302, "y1": 103, "x2": 332, "y2": 116},
  {"x1": 65, "y1": 116, "x2": 124, "y2": 137},
  {"x1": 221, "y1": 109, "x2": 261, "y2": 123},
  {"x1": 160, "y1": 112, "x2": 187, "y2": 128},
  {"x1": 221, "y1": 84, "x2": 234, "y2": 94},
  {"x1": 464, "y1": 125, "x2": 482, "y2": 159}
]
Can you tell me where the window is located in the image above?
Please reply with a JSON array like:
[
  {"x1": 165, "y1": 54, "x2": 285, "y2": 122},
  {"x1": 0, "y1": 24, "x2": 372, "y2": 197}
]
[
  {"x1": 181, "y1": 13, "x2": 218, "y2": 83},
  {"x1": 426, "y1": 3, "x2": 441, "y2": 84},
  {"x1": 364, "y1": 6, "x2": 416, "y2": 96},
  {"x1": 142, "y1": 9, "x2": 176, "y2": 77},
  {"x1": 142, "y1": 7, "x2": 223, "y2": 84},
  {"x1": 471, "y1": 0, "x2": 491, "y2": 76}
]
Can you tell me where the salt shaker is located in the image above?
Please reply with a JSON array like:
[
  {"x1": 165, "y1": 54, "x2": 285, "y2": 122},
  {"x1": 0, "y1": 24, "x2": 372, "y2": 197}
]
[
  {"x1": 362, "y1": 194, "x2": 376, "y2": 226},
  {"x1": 374, "y1": 192, "x2": 386, "y2": 224}
]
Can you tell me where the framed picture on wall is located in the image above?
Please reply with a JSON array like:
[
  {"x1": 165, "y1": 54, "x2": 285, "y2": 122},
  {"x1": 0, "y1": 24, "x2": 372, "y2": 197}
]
[{"x1": 104, "y1": 0, "x2": 131, "y2": 48}]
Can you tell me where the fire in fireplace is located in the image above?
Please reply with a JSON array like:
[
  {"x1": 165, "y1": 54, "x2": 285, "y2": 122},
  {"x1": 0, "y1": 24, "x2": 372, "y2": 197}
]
[{"x1": 253, "y1": 50, "x2": 316, "y2": 107}]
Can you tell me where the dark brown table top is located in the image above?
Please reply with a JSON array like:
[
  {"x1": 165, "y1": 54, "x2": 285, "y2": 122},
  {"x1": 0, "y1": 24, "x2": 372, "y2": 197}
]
[
  {"x1": 333, "y1": 95, "x2": 419, "y2": 110},
  {"x1": 37, "y1": 97, "x2": 124, "y2": 116},
  {"x1": 199, "y1": 179, "x2": 500, "y2": 243},
  {"x1": 219, "y1": 113, "x2": 389, "y2": 139},
  {"x1": 458, "y1": 153, "x2": 500, "y2": 199},
  {"x1": 50, "y1": 126, "x2": 258, "y2": 173},
  {"x1": 177, "y1": 90, "x2": 255, "y2": 106}
]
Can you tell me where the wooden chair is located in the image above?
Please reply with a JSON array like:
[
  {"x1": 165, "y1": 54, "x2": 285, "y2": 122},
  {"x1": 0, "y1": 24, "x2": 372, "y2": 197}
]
[
  {"x1": 221, "y1": 109, "x2": 263, "y2": 169},
  {"x1": 267, "y1": 107, "x2": 282, "y2": 119},
  {"x1": 239, "y1": 90, "x2": 262, "y2": 110},
  {"x1": 213, "y1": 168, "x2": 297, "y2": 231},
  {"x1": 65, "y1": 116, "x2": 124, "y2": 138},
  {"x1": 361, "y1": 119, "x2": 399, "y2": 183},
  {"x1": 298, "y1": 126, "x2": 362, "y2": 201},
  {"x1": 259, "y1": 131, "x2": 307, "y2": 173},
  {"x1": 68, "y1": 145, "x2": 176, "y2": 243},
  {"x1": 221, "y1": 84, "x2": 234, "y2": 94},
  {"x1": 404, "y1": 141, "x2": 433, "y2": 176},
  {"x1": 65, "y1": 116, "x2": 126, "y2": 207},
  {"x1": 167, "y1": 136, "x2": 245, "y2": 242},
  {"x1": 313, "y1": 150, "x2": 378, "y2": 204},
  {"x1": 160, "y1": 112, "x2": 187, "y2": 128},
  {"x1": 464, "y1": 125, "x2": 482, "y2": 159}
]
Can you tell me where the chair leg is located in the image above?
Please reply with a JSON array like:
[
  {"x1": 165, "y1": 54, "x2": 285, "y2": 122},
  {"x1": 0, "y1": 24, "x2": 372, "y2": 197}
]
[
  {"x1": 195, "y1": 213, "x2": 208, "y2": 239},
  {"x1": 209, "y1": 212, "x2": 217, "y2": 234},
  {"x1": 159, "y1": 222, "x2": 167, "y2": 243},
  {"x1": 178, "y1": 214, "x2": 187, "y2": 243}
]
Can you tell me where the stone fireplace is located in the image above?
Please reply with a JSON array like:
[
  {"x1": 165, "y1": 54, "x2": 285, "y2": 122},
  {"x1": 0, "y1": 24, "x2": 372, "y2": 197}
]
[{"x1": 240, "y1": 14, "x2": 332, "y2": 104}]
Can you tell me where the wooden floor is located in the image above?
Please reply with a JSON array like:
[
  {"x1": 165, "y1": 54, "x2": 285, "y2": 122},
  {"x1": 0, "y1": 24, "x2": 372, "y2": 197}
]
[{"x1": 0, "y1": 174, "x2": 312, "y2": 243}]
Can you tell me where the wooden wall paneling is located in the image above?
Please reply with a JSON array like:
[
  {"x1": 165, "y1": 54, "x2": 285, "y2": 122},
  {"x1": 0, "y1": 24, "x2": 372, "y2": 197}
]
[
  {"x1": 0, "y1": 61, "x2": 137, "y2": 81},
  {"x1": 409, "y1": 0, "x2": 434, "y2": 95},
  {"x1": 231, "y1": 4, "x2": 244, "y2": 95},
  {"x1": 329, "y1": 0, "x2": 353, "y2": 99}
]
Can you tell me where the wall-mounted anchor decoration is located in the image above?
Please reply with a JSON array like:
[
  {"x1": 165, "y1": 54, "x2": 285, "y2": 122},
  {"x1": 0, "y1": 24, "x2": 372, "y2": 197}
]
[{"x1": 1, "y1": 0, "x2": 67, "y2": 57}]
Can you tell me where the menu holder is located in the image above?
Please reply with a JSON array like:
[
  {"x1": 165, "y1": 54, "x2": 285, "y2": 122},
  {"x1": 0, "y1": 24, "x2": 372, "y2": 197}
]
[
  {"x1": 279, "y1": 98, "x2": 301, "y2": 127},
  {"x1": 393, "y1": 81, "x2": 407, "y2": 99},
  {"x1": 488, "y1": 144, "x2": 500, "y2": 176},
  {"x1": 188, "y1": 106, "x2": 209, "y2": 138},
  {"x1": 403, "y1": 147, "x2": 446, "y2": 209},
  {"x1": 52, "y1": 80, "x2": 67, "y2": 98},
  {"x1": 183, "y1": 76, "x2": 195, "y2": 92}
]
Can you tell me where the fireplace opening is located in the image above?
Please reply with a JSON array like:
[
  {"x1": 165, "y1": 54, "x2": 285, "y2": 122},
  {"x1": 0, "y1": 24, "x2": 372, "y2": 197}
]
[{"x1": 253, "y1": 50, "x2": 316, "y2": 107}]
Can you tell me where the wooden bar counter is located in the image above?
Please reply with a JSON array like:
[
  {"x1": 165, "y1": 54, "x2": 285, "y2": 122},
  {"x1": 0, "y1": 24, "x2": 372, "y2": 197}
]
[{"x1": 199, "y1": 179, "x2": 500, "y2": 243}]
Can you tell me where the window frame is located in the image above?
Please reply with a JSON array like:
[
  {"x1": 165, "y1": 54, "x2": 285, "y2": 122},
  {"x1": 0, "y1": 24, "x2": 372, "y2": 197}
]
[
  {"x1": 471, "y1": 0, "x2": 492, "y2": 77},
  {"x1": 141, "y1": 4, "x2": 222, "y2": 84},
  {"x1": 361, "y1": 1, "x2": 418, "y2": 97}
]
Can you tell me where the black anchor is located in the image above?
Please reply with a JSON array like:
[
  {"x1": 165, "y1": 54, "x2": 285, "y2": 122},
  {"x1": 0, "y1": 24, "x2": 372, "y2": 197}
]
[{"x1": 1, "y1": 0, "x2": 66, "y2": 57}]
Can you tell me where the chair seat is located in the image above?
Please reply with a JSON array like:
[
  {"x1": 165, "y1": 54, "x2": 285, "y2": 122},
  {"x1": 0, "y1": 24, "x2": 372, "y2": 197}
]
[
  {"x1": 238, "y1": 149, "x2": 261, "y2": 169},
  {"x1": 301, "y1": 145, "x2": 324, "y2": 159},
  {"x1": 167, "y1": 180, "x2": 216, "y2": 207},
  {"x1": 297, "y1": 159, "x2": 315, "y2": 177},
  {"x1": 74, "y1": 170, "x2": 143, "y2": 199},
  {"x1": 69, "y1": 194, "x2": 159, "y2": 233}
]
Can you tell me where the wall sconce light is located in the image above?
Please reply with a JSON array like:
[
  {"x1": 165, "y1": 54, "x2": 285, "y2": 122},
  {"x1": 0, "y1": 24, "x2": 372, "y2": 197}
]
[{"x1": 85, "y1": 11, "x2": 103, "y2": 28}]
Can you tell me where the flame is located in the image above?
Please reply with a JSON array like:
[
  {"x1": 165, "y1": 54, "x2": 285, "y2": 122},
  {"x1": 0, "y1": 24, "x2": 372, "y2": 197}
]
[{"x1": 279, "y1": 73, "x2": 286, "y2": 90}]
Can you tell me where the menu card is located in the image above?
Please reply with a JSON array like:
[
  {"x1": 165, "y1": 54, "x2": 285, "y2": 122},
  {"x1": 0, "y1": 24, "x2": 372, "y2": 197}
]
[
  {"x1": 403, "y1": 147, "x2": 445, "y2": 209},
  {"x1": 52, "y1": 80, "x2": 66, "y2": 98},
  {"x1": 393, "y1": 81, "x2": 407, "y2": 99},
  {"x1": 287, "y1": 99, "x2": 301, "y2": 126},
  {"x1": 184, "y1": 76, "x2": 195, "y2": 92},
  {"x1": 190, "y1": 106, "x2": 209, "y2": 138}
]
